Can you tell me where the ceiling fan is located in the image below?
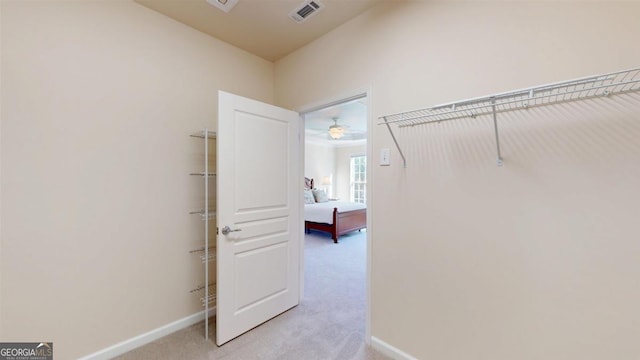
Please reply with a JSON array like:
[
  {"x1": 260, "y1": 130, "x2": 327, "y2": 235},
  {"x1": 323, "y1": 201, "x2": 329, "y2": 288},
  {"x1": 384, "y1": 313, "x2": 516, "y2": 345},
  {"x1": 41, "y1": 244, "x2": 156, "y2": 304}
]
[
  {"x1": 304, "y1": 116, "x2": 366, "y2": 142},
  {"x1": 328, "y1": 117, "x2": 345, "y2": 139}
]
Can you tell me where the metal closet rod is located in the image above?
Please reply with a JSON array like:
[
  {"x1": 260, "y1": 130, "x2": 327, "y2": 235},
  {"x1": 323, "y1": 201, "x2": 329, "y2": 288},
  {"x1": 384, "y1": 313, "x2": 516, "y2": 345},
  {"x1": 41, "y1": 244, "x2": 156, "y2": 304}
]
[{"x1": 378, "y1": 67, "x2": 640, "y2": 168}]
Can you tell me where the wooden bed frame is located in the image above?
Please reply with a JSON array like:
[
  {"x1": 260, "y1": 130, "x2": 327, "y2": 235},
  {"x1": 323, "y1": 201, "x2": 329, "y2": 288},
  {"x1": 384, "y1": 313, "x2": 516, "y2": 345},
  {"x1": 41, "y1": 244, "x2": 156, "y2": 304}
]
[
  {"x1": 305, "y1": 207, "x2": 367, "y2": 243},
  {"x1": 304, "y1": 177, "x2": 367, "y2": 243}
]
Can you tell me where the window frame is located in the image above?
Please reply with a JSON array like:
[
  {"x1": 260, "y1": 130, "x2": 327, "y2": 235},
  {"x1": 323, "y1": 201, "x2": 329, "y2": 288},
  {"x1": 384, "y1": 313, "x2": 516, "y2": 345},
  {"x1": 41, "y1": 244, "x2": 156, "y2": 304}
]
[{"x1": 349, "y1": 153, "x2": 367, "y2": 204}]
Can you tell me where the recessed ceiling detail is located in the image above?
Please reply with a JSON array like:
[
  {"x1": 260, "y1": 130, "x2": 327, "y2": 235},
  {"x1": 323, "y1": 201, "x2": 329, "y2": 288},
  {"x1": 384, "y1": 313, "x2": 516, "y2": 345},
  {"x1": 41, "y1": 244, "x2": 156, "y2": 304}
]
[{"x1": 305, "y1": 98, "x2": 367, "y2": 146}]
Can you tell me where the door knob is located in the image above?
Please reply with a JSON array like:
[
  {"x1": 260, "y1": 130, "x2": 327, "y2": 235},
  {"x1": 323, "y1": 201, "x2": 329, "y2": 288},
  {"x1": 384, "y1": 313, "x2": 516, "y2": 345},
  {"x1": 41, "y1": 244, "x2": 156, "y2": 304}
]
[{"x1": 221, "y1": 225, "x2": 242, "y2": 235}]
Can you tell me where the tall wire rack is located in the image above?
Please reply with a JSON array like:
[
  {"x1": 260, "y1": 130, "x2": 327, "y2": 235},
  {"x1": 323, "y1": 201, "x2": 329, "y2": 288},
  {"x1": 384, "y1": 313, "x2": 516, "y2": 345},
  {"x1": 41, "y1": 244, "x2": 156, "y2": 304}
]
[
  {"x1": 189, "y1": 128, "x2": 216, "y2": 340},
  {"x1": 379, "y1": 67, "x2": 640, "y2": 167}
]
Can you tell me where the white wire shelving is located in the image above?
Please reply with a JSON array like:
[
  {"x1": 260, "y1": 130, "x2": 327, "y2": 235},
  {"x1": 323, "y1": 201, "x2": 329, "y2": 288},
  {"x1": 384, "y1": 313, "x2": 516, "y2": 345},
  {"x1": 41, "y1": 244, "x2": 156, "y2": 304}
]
[
  {"x1": 189, "y1": 283, "x2": 217, "y2": 307},
  {"x1": 379, "y1": 67, "x2": 640, "y2": 167},
  {"x1": 190, "y1": 130, "x2": 217, "y2": 139},
  {"x1": 189, "y1": 172, "x2": 217, "y2": 177},
  {"x1": 190, "y1": 246, "x2": 216, "y2": 263},
  {"x1": 189, "y1": 128, "x2": 216, "y2": 341},
  {"x1": 189, "y1": 210, "x2": 217, "y2": 220}
]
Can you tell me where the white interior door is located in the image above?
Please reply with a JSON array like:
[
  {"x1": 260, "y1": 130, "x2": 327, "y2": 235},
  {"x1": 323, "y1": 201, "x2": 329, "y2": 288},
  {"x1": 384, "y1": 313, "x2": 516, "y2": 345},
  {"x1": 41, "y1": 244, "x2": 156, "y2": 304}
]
[{"x1": 216, "y1": 91, "x2": 301, "y2": 346}]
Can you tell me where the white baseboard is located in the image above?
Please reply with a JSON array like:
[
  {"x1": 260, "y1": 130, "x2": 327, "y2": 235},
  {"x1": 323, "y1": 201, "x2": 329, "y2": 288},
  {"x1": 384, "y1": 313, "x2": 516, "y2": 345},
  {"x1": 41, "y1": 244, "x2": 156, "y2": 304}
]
[
  {"x1": 79, "y1": 308, "x2": 215, "y2": 360},
  {"x1": 371, "y1": 336, "x2": 419, "y2": 360}
]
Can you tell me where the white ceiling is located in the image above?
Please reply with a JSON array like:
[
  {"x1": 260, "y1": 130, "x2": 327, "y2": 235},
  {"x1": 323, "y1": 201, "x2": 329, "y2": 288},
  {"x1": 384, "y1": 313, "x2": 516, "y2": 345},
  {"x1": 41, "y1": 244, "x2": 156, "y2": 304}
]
[
  {"x1": 135, "y1": 0, "x2": 384, "y2": 62},
  {"x1": 304, "y1": 98, "x2": 367, "y2": 146}
]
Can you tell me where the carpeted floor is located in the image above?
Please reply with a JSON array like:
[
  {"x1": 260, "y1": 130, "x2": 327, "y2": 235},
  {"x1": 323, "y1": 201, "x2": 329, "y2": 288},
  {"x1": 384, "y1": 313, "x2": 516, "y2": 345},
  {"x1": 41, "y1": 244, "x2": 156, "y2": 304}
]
[{"x1": 114, "y1": 230, "x2": 389, "y2": 360}]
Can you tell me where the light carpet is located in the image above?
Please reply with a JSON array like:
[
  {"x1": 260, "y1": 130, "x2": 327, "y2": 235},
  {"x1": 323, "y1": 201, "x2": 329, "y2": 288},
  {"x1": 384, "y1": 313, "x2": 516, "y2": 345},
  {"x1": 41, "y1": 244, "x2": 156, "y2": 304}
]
[{"x1": 114, "y1": 230, "x2": 389, "y2": 360}]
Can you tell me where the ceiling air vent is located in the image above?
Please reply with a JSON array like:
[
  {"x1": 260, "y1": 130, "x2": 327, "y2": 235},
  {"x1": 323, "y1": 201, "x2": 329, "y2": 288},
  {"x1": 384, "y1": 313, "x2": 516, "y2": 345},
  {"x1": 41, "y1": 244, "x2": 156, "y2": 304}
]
[
  {"x1": 206, "y1": 0, "x2": 239, "y2": 13},
  {"x1": 289, "y1": 0, "x2": 324, "y2": 23}
]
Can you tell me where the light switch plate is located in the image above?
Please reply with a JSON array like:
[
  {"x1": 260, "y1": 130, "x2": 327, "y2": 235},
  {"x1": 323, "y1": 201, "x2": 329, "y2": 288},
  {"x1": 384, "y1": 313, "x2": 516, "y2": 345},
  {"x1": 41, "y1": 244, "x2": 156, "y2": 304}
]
[{"x1": 380, "y1": 148, "x2": 390, "y2": 166}]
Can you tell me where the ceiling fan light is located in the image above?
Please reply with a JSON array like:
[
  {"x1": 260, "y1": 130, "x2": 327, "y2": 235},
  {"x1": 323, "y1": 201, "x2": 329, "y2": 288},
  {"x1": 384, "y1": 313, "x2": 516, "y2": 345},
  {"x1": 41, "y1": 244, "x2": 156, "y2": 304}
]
[{"x1": 329, "y1": 125, "x2": 344, "y2": 139}]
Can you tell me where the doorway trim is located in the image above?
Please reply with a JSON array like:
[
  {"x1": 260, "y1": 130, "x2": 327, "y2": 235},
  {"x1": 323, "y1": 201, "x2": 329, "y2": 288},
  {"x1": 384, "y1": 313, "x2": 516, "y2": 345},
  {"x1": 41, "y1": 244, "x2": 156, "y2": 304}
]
[{"x1": 297, "y1": 87, "x2": 373, "y2": 344}]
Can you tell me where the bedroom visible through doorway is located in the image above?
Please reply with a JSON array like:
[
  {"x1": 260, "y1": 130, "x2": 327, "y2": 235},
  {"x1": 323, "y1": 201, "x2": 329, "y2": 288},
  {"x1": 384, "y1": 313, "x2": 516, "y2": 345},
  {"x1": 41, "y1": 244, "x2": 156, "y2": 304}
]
[
  {"x1": 302, "y1": 95, "x2": 368, "y2": 242},
  {"x1": 300, "y1": 92, "x2": 370, "y2": 341}
]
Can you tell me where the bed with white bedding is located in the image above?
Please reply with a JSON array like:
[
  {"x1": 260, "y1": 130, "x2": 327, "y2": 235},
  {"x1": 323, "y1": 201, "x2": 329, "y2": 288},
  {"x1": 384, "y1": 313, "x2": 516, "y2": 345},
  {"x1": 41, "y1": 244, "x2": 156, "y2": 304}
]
[
  {"x1": 305, "y1": 201, "x2": 366, "y2": 224},
  {"x1": 304, "y1": 177, "x2": 367, "y2": 243}
]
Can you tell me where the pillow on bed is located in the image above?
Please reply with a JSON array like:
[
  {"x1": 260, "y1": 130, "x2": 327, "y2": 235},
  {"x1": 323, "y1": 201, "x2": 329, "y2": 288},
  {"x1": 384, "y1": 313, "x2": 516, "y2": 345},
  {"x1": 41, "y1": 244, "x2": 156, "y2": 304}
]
[
  {"x1": 304, "y1": 189, "x2": 316, "y2": 204},
  {"x1": 312, "y1": 189, "x2": 329, "y2": 203}
]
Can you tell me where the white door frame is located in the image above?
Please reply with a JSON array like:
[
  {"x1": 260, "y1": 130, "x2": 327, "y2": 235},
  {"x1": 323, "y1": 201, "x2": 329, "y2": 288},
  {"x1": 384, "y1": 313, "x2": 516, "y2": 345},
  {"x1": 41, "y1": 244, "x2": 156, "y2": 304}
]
[{"x1": 297, "y1": 87, "x2": 373, "y2": 344}]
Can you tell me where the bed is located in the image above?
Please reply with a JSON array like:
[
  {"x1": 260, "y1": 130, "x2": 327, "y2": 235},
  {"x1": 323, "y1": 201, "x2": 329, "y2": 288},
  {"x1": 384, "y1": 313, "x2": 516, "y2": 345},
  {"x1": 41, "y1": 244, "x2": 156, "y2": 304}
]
[{"x1": 304, "y1": 177, "x2": 367, "y2": 243}]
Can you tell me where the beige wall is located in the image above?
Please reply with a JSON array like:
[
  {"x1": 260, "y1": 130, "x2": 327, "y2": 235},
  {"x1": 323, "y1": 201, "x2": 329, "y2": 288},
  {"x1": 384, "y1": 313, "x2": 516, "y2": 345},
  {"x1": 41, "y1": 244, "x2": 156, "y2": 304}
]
[
  {"x1": 1, "y1": 1, "x2": 273, "y2": 358},
  {"x1": 3, "y1": 1, "x2": 640, "y2": 359},
  {"x1": 335, "y1": 144, "x2": 366, "y2": 201},
  {"x1": 305, "y1": 142, "x2": 366, "y2": 200},
  {"x1": 305, "y1": 142, "x2": 335, "y2": 194},
  {"x1": 276, "y1": 2, "x2": 640, "y2": 359}
]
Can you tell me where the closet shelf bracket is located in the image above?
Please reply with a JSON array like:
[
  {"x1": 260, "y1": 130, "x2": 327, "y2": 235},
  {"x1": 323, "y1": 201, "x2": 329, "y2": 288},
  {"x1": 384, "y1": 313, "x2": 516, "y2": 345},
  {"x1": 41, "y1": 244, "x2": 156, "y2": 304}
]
[
  {"x1": 381, "y1": 115, "x2": 407, "y2": 168},
  {"x1": 491, "y1": 99, "x2": 503, "y2": 166}
]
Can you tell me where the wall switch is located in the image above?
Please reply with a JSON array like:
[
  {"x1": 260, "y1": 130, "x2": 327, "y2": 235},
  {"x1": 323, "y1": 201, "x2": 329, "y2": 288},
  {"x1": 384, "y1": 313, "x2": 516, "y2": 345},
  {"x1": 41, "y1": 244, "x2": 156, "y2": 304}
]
[{"x1": 380, "y1": 148, "x2": 390, "y2": 166}]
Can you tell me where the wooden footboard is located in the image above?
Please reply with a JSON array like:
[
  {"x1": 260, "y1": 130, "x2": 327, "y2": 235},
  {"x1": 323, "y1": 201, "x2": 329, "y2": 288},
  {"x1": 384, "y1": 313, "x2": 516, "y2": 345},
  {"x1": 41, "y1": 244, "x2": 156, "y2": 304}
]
[{"x1": 305, "y1": 207, "x2": 367, "y2": 243}]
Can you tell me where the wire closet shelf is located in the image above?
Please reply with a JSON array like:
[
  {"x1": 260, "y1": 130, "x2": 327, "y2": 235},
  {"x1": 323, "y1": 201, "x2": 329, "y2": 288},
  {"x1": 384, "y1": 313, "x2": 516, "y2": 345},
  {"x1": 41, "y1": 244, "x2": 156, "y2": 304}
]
[
  {"x1": 378, "y1": 67, "x2": 640, "y2": 167},
  {"x1": 189, "y1": 127, "x2": 216, "y2": 340}
]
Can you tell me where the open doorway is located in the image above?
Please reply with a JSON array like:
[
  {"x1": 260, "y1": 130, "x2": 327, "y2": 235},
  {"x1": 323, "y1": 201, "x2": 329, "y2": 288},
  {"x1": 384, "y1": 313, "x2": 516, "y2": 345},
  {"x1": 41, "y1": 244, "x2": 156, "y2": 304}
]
[
  {"x1": 303, "y1": 97, "x2": 367, "y2": 204},
  {"x1": 300, "y1": 92, "x2": 370, "y2": 345},
  {"x1": 302, "y1": 95, "x2": 368, "y2": 241}
]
